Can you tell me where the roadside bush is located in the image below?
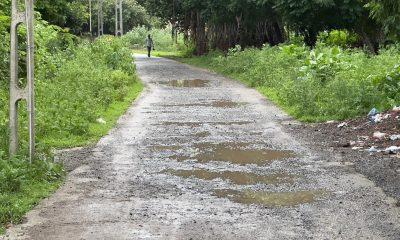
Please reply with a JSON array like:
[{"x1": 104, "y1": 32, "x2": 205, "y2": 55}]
[
  {"x1": 35, "y1": 36, "x2": 137, "y2": 138},
  {"x1": 318, "y1": 30, "x2": 359, "y2": 48},
  {"x1": 372, "y1": 63, "x2": 400, "y2": 108}
]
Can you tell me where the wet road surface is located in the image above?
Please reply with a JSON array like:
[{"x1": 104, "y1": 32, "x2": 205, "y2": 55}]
[{"x1": 4, "y1": 55, "x2": 400, "y2": 239}]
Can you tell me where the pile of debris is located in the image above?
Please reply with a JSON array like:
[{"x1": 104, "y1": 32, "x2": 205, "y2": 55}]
[{"x1": 328, "y1": 106, "x2": 400, "y2": 156}]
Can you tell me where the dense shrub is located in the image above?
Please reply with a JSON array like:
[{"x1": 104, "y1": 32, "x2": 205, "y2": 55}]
[
  {"x1": 183, "y1": 44, "x2": 400, "y2": 122},
  {"x1": 1, "y1": 20, "x2": 139, "y2": 156},
  {"x1": 35, "y1": 36, "x2": 136, "y2": 138},
  {"x1": 318, "y1": 30, "x2": 359, "y2": 48}
]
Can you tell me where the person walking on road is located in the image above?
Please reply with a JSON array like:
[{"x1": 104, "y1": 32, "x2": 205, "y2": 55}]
[{"x1": 146, "y1": 34, "x2": 154, "y2": 57}]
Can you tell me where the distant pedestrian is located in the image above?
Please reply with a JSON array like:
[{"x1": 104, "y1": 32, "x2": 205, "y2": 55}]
[{"x1": 146, "y1": 34, "x2": 154, "y2": 57}]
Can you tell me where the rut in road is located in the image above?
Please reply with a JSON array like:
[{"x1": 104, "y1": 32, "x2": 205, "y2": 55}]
[{"x1": 4, "y1": 55, "x2": 400, "y2": 239}]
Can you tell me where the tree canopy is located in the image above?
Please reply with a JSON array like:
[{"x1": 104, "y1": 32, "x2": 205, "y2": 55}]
[
  {"x1": 137, "y1": 0, "x2": 396, "y2": 54},
  {"x1": 1, "y1": 0, "x2": 398, "y2": 53}
]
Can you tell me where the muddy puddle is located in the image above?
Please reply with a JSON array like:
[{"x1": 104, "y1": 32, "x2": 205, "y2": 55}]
[
  {"x1": 213, "y1": 189, "x2": 326, "y2": 207},
  {"x1": 194, "y1": 131, "x2": 211, "y2": 138},
  {"x1": 150, "y1": 142, "x2": 294, "y2": 166},
  {"x1": 149, "y1": 145, "x2": 182, "y2": 151},
  {"x1": 154, "y1": 121, "x2": 253, "y2": 127},
  {"x1": 194, "y1": 143, "x2": 294, "y2": 166},
  {"x1": 163, "y1": 169, "x2": 295, "y2": 185},
  {"x1": 159, "y1": 79, "x2": 210, "y2": 88},
  {"x1": 160, "y1": 100, "x2": 245, "y2": 108}
]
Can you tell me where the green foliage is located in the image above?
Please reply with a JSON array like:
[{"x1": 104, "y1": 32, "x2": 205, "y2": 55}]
[
  {"x1": 367, "y1": 0, "x2": 400, "y2": 39},
  {"x1": 33, "y1": 0, "x2": 152, "y2": 35},
  {"x1": 0, "y1": 156, "x2": 64, "y2": 228},
  {"x1": 372, "y1": 63, "x2": 400, "y2": 107},
  {"x1": 102, "y1": 0, "x2": 152, "y2": 34},
  {"x1": 123, "y1": 25, "x2": 184, "y2": 52},
  {"x1": 318, "y1": 30, "x2": 359, "y2": 48},
  {"x1": 35, "y1": 0, "x2": 89, "y2": 34},
  {"x1": 182, "y1": 44, "x2": 400, "y2": 121},
  {"x1": 0, "y1": 156, "x2": 63, "y2": 194}
]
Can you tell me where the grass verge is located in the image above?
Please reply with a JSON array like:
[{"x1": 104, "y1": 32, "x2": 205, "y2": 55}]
[{"x1": 43, "y1": 81, "x2": 143, "y2": 148}]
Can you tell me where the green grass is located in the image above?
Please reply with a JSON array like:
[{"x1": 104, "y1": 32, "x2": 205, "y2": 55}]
[
  {"x1": 0, "y1": 177, "x2": 63, "y2": 232},
  {"x1": 43, "y1": 80, "x2": 143, "y2": 148},
  {"x1": 0, "y1": 155, "x2": 65, "y2": 231}
]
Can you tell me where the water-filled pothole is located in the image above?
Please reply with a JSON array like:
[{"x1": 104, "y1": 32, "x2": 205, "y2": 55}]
[
  {"x1": 149, "y1": 145, "x2": 182, "y2": 151},
  {"x1": 163, "y1": 169, "x2": 295, "y2": 185},
  {"x1": 194, "y1": 131, "x2": 211, "y2": 138},
  {"x1": 160, "y1": 100, "x2": 245, "y2": 108},
  {"x1": 155, "y1": 121, "x2": 253, "y2": 127},
  {"x1": 160, "y1": 79, "x2": 210, "y2": 88},
  {"x1": 153, "y1": 121, "x2": 254, "y2": 128},
  {"x1": 213, "y1": 189, "x2": 326, "y2": 207},
  {"x1": 194, "y1": 143, "x2": 294, "y2": 166},
  {"x1": 150, "y1": 142, "x2": 295, "y2": 165}
]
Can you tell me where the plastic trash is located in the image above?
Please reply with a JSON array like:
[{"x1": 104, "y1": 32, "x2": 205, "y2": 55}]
[
  {"x1": 383, "y1": 114, "x2": 391, "y2": 119},
  {"x1": 385, "y1": 146, "x2": 400, "y2": 154},
  {"x1": 368, "y1": 108, "x2": 379, "y2": 117},
  {"x1": 337, "y1": 122, "x2": 347, "y2": 128},
  {"x1": 373, "y1": 131, "x2": 387, "y2": 139},
  {"x1": 390, "y1": 135, "x2": 400, "y2": 141},
  {"x1": 96, "y1": 118, "x2": 107, "y2": 124},
  {"x1": 393, "y1": 106, "x2": 400, "y2": 112},
  {"x1": 368, "y1": 146, "x2": 378, "y2": 153},
  {"x1": 372, "y1": 114, "x2": 383, "y2": 123},
  {"x1": 368, "y1": 108, "x2": 379, "y2": 123}
]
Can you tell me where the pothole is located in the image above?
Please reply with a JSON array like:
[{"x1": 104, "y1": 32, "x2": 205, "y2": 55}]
[
  {"x1": 193, "y1": 131, "x2": 211, "y2": 138},
  {"x1": 213, "y1": 189, "x2": 327, "y2": 207},
  {"x1": 163, "y1": 169, "x2": 295, "y2": 185},
  {"x1": 149, "y1": 145, "x2": 183, "y2": 151},
  {"x1": 194, "y1": 143, "x2": 295, "y2": 166},
  {"x1": 150, "y1": 142, "x2": 295, "y2": 166},
  {"x1": 160, "y1": 100, "x2": 245, "y2": 108},
  {"x1": 159, "y1": 79, "x2": 210, "y2": 88},
  {"x1": 154, "y1": 121, "x2": 253, "y2": 127}
]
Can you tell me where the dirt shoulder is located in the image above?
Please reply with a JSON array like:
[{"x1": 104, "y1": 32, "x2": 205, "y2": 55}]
[{"x1": 287, "y1": 109, "x2": 400, "y2": 203}]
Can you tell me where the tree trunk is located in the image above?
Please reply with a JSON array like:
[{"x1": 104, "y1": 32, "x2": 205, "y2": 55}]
[
  {"x1": 195, "y1": 10, "x2": 207, "y2": 55},
  {"x1": 304, "y1": 29, "x2": 317, "y2": 47}
]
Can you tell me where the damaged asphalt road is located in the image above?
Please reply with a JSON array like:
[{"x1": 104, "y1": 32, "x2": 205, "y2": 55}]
[{"x1": 4, "y1": 55, "x2": 400, "y2": 239}]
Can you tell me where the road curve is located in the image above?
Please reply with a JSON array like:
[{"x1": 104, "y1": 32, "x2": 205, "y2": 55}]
[{"x1": 4, "y1": 54, "x2": 400, "y2": 239}]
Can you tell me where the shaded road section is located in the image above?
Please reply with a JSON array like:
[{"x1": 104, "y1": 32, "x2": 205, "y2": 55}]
[{"x1": 4, "y1": 55, "x2": 400, "y2": 239}]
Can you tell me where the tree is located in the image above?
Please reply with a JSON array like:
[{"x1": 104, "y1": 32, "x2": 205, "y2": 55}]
[
  {"x1": 35, "y1": 0, "x2": 88, "y2": 34},
  {"x1": 273, "y1": 0, "x2": 383, "y2": 52},
  {"x1": 101, "y1": 0, "x2": 151, "y2": 35},
  {"x1": 138, "y1": 0, "x2": 286, "y2": 54},
  {"x1": 367, "y1": 0, "x2": 400, "y2": 40}
]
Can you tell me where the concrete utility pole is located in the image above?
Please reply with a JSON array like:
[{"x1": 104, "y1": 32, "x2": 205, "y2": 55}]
[
  {"x1": 89, "y1": 0, "x2": 92, "y2": 35},
  {"x1": 10, "y1": 0, "x2": 35, "y2": 162},
  {"x1": 115, "y1": 0, "x2": 123, "y2": 36},
  {"x1": 97, "y1": 0, "x2": 104, "y2": 36}
]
